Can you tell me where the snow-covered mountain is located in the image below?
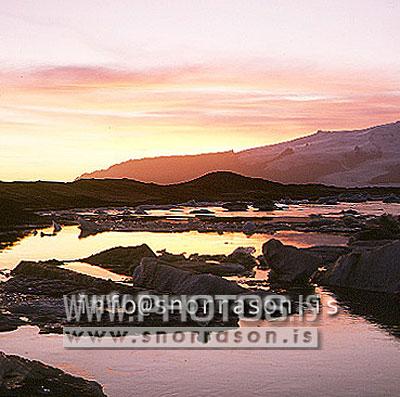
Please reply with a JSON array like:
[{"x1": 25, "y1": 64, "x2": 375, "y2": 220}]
[{"x1": 79, "y1": 121, "x2": 400, "y2": 187}]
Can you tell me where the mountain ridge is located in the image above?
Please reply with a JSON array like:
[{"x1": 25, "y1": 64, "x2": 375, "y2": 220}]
[{"x1": 79, "y1": 120, "x2": 400, "y2": 187}]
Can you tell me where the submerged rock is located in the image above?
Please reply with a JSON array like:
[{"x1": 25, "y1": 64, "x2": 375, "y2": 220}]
[
  {"x1": 132, "y1": 258, "x2": 247, "y2": 295},
  {"x1": 0, "y1": 352, "x2": 106, "y2": 396},
  {"x1": 262, "y1": 239, "x2": 321, "y2": 285},
  {"x1": 221, "y1": 202, "x2": 248, "y2": 211},
  {"x1": 82, "y1": 244, "x2": 157, "y2": 275},
  {"x1": 315, "y1": 240, "x2": 400, "y2": 294},
  {"x1": 189, "y1": 208, "x2": 214, "y2": 215}
]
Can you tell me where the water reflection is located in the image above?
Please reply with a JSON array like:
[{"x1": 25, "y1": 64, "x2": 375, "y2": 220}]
[
  {"x1": 328, "y1": 288, "x2": 400, "y2": 338},
  {"x1": 69, "y1": 201, "x2": 400, "y2": 219},
  {"x1": 0, "y1": 226, "x2": 347, "y2": 270},
  {"x1": 61, "y1": 262, "x2": 130, "y2": 283},
  {"x1": 1, "y1": 224, "x2": 398, "y2": 341},
  {"x1": 2, "y1": 287, "x2": 399, "y2": 397}
]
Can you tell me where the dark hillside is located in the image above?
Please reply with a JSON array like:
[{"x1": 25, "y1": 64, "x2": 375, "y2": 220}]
[{"x1": 1, "y1": 172, "x2": 400, "y2": 214}]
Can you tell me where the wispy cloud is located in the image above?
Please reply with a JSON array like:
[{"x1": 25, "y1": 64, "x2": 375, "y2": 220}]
[{"x1": 1, "y1": 62, "x2": 399, "y2": 181}]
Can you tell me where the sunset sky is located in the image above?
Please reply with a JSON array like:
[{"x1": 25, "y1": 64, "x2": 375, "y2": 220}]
[{"x1": 1, "y1": 0, "x2": 399, "y2": 181}]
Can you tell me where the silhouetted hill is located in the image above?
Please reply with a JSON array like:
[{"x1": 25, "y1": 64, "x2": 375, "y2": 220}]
[
  {"x1": 79, "y1": 121, "x2": 400, "y2": 187},
  {"x1": 2, "y1": 172, "x2": 400, "y2": 215}
]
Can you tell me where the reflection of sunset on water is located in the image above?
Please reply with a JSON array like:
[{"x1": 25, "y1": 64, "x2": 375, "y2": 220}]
[{"x1": 0, "y1": 226, "x2": 348, "y2": 270}]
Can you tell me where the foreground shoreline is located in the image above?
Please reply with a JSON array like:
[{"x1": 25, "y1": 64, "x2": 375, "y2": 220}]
[{"x1": 1, "y1": 197, "x2": 399, "y2": 396}]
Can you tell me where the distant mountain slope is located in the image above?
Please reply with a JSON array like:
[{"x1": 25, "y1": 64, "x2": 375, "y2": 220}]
[
  {"x1": 79, "y1": 150, "x2": 243, "y2": 184},
  {"x1": 79, "y1": 121, "x2": 400, "y2": 187},
  {"x1": 239, "y1": 120, "x2": 400, "y2": 186}
]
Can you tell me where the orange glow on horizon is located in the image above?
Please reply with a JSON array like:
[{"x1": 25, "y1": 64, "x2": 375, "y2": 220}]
[{"x1": 1, "y1": 64, "x2": 399, "y2": 181}]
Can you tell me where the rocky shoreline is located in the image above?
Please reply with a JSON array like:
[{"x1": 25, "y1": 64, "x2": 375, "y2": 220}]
[
  {"x1": 0, "y1": 352, "x2": 107, "y2": 396},
  {"x1": 1, "y1": 212, "x2": 398, "y2": 335},
  {"x1": 1, "y1": 202, "x2": 399, "y2": 395},
  {"x1": 49, "y1": 204, "x2": 389, "y2": 238}
]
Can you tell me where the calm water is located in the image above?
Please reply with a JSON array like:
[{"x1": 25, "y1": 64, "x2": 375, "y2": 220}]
[
  {"x1": 0, "y1": 206, "x2": 399, "y2": 396},
  {"x1": 0, "y1": 290, "x2": 399, "y2": 397},
  {"x1": 0, "y1": 226, "x2": 348, "y2": 270},
  {"x1": 71, "y1": 201, "x2": 400, "y2": 219}
]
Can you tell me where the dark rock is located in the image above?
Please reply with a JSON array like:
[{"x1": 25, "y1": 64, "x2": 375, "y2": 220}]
[
  {"x1": 341, "y1": 209, "x2": 359, "y2": 216},
  {"x1": 303, "y1": 246, "x2": 351, "y2": 265},
  {"x1": 82, "y1": 244, "x2": 157, "y2": 275},
  {"x1": 341, "y1": 215, "x2": 364, "y2": 228},
  {"x1": 252, "y1": 200, "x2": 276, "y2": 211},
  {"x1": 257, "y1": 255, "x2": 269, "y2": 270},
  {"x1": 134, "y1": 207, "x2": 148, "y2": 215},
  {"x1": 349, "y1": 239, "x2": 397, "y2": 250},
  {"x1": 0, "y1": 230, "x2": 31, "y2": 251},
  {"x1": 317, "y1": 196, "x2": 338, "y2": 205},
  {"x1": 166, "y1": 260, "x2": 247, "y2": 277},
  {"x1": 11, "y1": 260, "x2": 133, "y2": 295},
  {"x1": 307, "y1": 218, "x2": 336, "y2": 228},
  {"x1": 262, "y1": 239, "x2": 322, "y2": 285},
  {"x1": 0, "y1": 352, "x2": 106, "y2": 396},
  {"x1": 158, "y1": 247, "x2": 257, "y2": 276},
  {"x1": 239, "y1": 279, "x2": 270, "y2": 288},
  {"x1": 315, "y1": 240, "x2": 400, "y2": 294},
  {"x1": 157, "y1": 250, "x2": 186, "y2": 263},
  {"x1": 188, "y1": 253, "x2": 227, "y2": 263},
  {"x1": 0, "y1": 314, "x2": 24, "y2": 333},
  {"x1": 338, "y1": 193, "x2": 370, "y2": 203},
  {"x1": 221, "y1": 202, "x2": 248, "y2": 211},
  {"x1": 226, "y1": 247, "x2": 258, "y2": 270},
  {"x1": 383, "y1": 194, "x2": 400, "y2": 203},
  {"x1": 2, "y1": 258, "x2": 240, "y2": 333},
  {"x1": 189, "y1": 208, "x2": 214, "y2": 215},
  {"x1": 132, "y1": 260, "x2": 296, "y2": 322},
  {"x1": 0, "y1": 260, "x2": 139, "y2": 333},
  {"x1": 132, "y1": 258, "x2": 247, "y2": 295},
  {"x1": 242, "y1": 221, "x2": 256, "y2": 234},
  {"x1": 351, "y1": 215, "x2": 400, "y2": 242},
  {"x1": 77, "y1": 218, "x2": 104, "y2": 238},
  {"x1": 0, "y1": 260, "x2": 140, "y2": 333}
]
